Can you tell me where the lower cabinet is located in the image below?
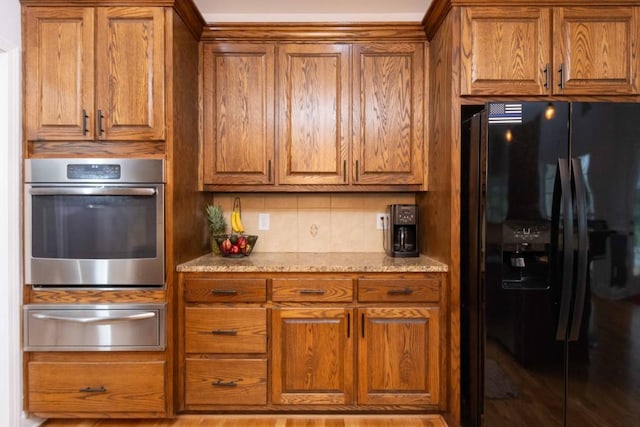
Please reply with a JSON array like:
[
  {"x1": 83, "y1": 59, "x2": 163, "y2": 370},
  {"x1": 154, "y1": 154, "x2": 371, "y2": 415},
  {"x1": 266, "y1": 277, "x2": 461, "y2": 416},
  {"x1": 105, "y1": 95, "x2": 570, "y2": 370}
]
[
  {"x1": 26, "y1": 355, "x2": 167, "y2": 417},
  {"x1": 271, "y1": 307, "x2": 354, "y2": 405},
  {"x1": 179, "y1": 271, "x2": 445, "y2": 412}
]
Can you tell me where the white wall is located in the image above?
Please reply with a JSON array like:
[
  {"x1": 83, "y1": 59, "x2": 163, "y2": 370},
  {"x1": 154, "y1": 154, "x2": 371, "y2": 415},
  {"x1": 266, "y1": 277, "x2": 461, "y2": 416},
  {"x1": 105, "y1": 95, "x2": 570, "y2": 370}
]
[{"x1": 0, "y1": 1, "x2": 35, "y2": 426}]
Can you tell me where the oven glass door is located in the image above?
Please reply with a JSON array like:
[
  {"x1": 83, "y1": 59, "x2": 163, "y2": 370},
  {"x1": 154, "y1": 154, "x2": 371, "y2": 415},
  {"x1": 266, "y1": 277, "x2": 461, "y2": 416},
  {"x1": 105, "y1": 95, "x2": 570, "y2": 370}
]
[{"x1": 26, "y1": 184, "x2": 164, "y2": 286}]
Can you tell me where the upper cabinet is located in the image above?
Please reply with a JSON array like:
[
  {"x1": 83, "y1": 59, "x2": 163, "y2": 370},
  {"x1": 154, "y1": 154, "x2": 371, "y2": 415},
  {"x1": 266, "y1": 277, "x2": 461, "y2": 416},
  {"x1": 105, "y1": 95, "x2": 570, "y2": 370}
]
[
  {"x1": 24, "y1": 7, "x2": 165, "y2": 142},
  {"x1": 200, "y1": 37, "x2": 426, "y2": 191},
  {"x1": 202, "y1": 43, "x2": 275, "y2": 185},
  {"x1": 460, "y1": 6, "x2": 640, "y2": 96},
  {"x1": 353, "y1": 43, "x2": 424, "y2": 185},
  {"x1": 277, "y1": 44, "x2": 350, "y2": 186}
]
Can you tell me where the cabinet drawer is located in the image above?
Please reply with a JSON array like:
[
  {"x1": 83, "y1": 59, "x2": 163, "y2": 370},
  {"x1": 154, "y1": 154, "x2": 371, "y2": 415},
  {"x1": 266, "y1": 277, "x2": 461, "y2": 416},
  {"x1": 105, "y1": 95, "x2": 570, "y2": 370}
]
[
  {"x1": 185, "y1": 358, "x2": 267, "y2": 405},
  {"x1": 358, "y1": 277, "x2": 440, "y2": 302},
  {"x1": 27, "y1": 360, "x2": 165, "y2": 414},
  {"x1": 184, "y1": 278, "x2": 267, "y2": 302},
  {"x1": 272, "y1": 278, "x2": 353, "y2": 302},
  {"x1": 185, "y1": 307, "x2": 267, "y2": 353}
]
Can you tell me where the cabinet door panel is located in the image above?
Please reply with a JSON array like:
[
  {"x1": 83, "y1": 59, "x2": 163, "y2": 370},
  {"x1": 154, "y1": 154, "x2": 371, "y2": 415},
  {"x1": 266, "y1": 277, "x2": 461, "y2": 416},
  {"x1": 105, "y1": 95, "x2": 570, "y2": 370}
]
[
  {"x1": 95, "y1": 7, "x2": 165, "y2": 140},
  {"x1": 460, "y1": 7, "x2": 550, "y2": 95},
  {"x1": 24, "y1": 7, "x2": 95, "y2": 141},
  {"x1": 278, "y1": 44, "x2": 350, "y2": 185},
  {"x1": 554, "y1": 7, "x2": 639, "y2": 95},
  {"x1": 202, "y1": 43, "x2": 275, "y2": 185},
  {"x1": 353, "y1": 43, "x2": 424, "y2": 185},
  {"x1": 358, "y1": 307, "x2": 440, "y2": 406},
  {"x1": 272, "y1": 307, "x2": 353, "y2": 405}
]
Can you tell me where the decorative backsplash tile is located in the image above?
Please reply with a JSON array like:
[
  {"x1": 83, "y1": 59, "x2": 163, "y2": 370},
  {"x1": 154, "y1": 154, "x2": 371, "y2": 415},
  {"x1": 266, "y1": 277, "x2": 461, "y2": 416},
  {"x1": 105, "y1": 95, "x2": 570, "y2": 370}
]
[{"x1": 210, "y1": 193, "x2": 416, "y2": 253}]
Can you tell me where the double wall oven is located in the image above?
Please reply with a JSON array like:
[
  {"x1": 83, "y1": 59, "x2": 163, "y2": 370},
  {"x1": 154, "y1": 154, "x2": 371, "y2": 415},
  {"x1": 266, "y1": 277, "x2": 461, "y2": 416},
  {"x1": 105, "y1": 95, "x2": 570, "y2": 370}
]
[{"x1": 23, "y1": 158, "x2": 166, "y2": 351}]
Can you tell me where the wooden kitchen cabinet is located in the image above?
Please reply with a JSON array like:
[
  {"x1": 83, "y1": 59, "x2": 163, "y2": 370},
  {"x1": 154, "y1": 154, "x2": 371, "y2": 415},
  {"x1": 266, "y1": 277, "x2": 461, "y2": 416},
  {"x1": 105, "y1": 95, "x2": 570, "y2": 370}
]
[
  {"x1": 200, "y1": 38, "x2": 426, "y2": 191},
  {"x1": 26, "y1": 354, "x2": 167, "y2": 417},
  {"x1": 460, "y1": 6, "x2": 640, "y2": 96},
  {"x1": 24, "y1": 6, "x2": 165, "y2": 141},
  {"x1": 352, "y1": 43, "x2": 425, "y2": 185},
  {"x1": 277, "y1": 43, "x2": 350, "y2": 185},
  {"x1": 271, "y1": 307, "x2": 354, "y2": 405},
  {"x1": 201, "y1": 43, "x2": 275, "y2": 185},
  {"x1": 179, "y1": 271, "x2": 445, "y2": 412},
  {"x1": 357, "y1": 307, "x2": 440, "y2": 406}
]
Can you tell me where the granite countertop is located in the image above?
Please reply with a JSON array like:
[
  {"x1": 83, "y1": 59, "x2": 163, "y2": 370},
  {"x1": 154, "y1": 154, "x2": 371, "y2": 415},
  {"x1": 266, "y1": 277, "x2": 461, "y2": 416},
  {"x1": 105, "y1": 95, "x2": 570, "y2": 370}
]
[{"x1": 177, "y1": 252, "x2": 448, "y2": 273}]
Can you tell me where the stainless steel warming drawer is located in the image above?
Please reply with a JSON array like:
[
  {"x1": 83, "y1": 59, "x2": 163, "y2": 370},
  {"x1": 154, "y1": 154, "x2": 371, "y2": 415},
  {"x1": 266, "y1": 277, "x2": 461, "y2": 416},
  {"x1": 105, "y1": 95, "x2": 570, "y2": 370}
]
[{"x1": 23, "y1": 303, "x2": 166, "y2": 351}]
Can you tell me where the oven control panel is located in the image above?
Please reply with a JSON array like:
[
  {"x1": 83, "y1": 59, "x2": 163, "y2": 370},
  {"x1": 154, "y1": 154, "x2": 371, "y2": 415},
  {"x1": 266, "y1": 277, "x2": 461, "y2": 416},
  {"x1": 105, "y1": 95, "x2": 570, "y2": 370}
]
[{"x1": 67, "y1": 164, "x2": 121, "y2": 180}]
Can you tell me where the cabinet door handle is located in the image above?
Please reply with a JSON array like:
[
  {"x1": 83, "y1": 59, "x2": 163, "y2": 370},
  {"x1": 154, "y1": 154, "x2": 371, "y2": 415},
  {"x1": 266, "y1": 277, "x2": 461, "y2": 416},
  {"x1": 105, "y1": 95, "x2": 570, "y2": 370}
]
[
  {"x1": 211, "y1": 289, "x2": 238, "y2": 295},
  {"x1": 387, "y1": 288, "x2": 414, "y2": 295},
  {"x1": 212, "y1": 379, "x2": 239, "y2": 387},
  {"x1": 97, "y1": 109, "x2": 104, "y2": 136},
  {"x1": 211, "y1": 329, "x2": 238, "y2": 335},
  {"x1": 558, "y1": 63, "x2": 565, "y2": 90},
  {"x1": 343, "y1": 160, "x2": 347, "y2": 182},
  {"x1": 347, "y1": 313, "x2": 351, "y2": 338},
  {"x1": 79, "y1": 386, "x2": 106, "y2": 393},
  {"x1": 361, "y1": 313, "x2": 365, "y2": 338},
  {"x1": 299, "y1": 289, "x2": 325, "y2": 295},
  {"x1": 544, "y1": 63, "x2": 550, "y2": 89},
  {"x1": 268, "y1": 160, "x2": 272, "y2": 182},
  {"x1": 355, "y1": 160, "x2": 359, "y2": 181},
  {"x1": 82, "y1": 109, "x2": 89, "y2": 135}
]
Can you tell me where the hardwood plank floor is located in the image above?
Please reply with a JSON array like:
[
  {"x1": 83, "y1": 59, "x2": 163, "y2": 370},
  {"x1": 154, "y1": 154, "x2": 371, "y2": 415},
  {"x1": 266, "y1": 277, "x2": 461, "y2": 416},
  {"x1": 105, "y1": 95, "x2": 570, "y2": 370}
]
[{"x1": 42, "y1": 414, "x2": 448, "y2": 427}]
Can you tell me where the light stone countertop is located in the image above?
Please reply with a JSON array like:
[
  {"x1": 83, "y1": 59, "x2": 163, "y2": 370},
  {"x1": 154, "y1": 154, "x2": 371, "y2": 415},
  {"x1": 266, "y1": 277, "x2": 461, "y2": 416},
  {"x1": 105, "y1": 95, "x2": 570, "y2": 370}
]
[{"x1": 177, "y1": 252, "x2": 448, "y2": 273}]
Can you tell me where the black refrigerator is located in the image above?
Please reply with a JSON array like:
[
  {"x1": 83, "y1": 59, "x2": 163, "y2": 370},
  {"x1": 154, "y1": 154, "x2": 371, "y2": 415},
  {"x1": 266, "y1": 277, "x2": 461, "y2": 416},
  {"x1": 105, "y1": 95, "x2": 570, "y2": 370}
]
[{"x1": 461, "y1": 102, "x2": 640, "y2": 426}]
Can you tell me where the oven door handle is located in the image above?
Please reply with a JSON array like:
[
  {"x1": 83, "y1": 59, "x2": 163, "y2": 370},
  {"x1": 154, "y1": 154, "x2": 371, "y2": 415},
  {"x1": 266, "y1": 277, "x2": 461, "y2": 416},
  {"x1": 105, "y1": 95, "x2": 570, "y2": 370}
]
[
  {"x1": 31, "y1": 311, "x2": 157, "y2": 323},
  {"x1": 29, "y1": 187, "x2": 157, "y2": 196}
]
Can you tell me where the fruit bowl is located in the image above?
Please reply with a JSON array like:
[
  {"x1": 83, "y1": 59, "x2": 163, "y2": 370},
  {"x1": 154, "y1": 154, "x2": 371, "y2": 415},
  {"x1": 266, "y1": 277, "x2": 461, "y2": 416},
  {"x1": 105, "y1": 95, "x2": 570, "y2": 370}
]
[{"x1": 212, "y1": 234, "x2": 258, "y2": 257}]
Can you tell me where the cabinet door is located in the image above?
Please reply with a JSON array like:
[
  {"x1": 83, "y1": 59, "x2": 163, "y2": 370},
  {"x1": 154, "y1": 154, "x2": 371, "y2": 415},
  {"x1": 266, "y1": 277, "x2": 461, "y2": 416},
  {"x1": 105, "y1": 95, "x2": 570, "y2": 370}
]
[
  {"x1": 352, "y1": 43, "x2": 424, "y2": 185},
  {"x1": 553, "y1": 7, "x2": 640, "y2": 95},
  {"x1": 357, "y1": 307, "x2": 440, "y2": 406},
  {"x1": 95, "y1": 7, "x2": 165, "y2": 140},
  {"x1": 24, "y1": 7, "x2": 95, "y2": 141},
  {"x1": 460, "y1": 7, "x2": 551, "y2": 96},
  {"x1": 277, "y1": 44, "x2": 350, "y2": 185},
  {"x1": 272, "y1": 307, "x2": 353, "y2": 405},
  {"x1": 202, "y1": 43, "x2": 275, "y2": 185}
]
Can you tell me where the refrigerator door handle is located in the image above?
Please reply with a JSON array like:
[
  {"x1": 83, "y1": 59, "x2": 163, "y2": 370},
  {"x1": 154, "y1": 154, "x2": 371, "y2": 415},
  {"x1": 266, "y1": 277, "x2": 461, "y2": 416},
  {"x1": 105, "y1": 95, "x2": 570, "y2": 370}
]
[
  {"x1": 569, "y1": 158, "x2": 589, "y2": 341},
  {"x1": 551, "y1": 158, "x2": 574, "y2": 341}
]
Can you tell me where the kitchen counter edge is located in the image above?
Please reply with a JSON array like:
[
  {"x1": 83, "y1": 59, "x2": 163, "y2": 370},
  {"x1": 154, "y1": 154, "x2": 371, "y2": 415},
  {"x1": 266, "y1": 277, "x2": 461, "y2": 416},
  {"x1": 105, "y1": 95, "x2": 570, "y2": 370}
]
[{"x1": 177, "y1": 252, "x2": 449, "y2": 273}]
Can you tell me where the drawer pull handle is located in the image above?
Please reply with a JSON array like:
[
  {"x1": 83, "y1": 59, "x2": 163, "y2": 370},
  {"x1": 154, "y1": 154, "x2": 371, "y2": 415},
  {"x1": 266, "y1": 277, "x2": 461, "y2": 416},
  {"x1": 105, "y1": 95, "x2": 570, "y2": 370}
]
[
  {"x1": 211, "y1": 329, "x2": 238, "y2": 335},
  {"x1": 211, "y1": 289, "x2": 238, "y2": 295},
  {"x1": 79, "y1": 386, "x2": 106, "y2": 393},
  {"x1": 299, "y1": 289, "x2": 326, "y2": 295},
  {"x1": 387, "y1": 288, "x2": 414, "y2": 295},
  {"x1": 212, "y1": 379, "x2": 239, "y2": 387}
]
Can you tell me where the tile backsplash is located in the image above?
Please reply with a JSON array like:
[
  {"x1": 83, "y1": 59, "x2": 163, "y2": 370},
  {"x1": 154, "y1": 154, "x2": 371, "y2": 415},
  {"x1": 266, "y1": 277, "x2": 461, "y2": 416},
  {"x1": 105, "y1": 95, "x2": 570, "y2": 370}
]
[{"x1": 210, "y1": 193, "x2": 416, "y2": 253}]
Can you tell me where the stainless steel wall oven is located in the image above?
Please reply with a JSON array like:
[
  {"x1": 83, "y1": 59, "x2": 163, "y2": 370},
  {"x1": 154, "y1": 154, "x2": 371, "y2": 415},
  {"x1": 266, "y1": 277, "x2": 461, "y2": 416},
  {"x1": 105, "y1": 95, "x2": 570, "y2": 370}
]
[{"x1": 24, "y1": 158, "x2": 165, "y2": 288}]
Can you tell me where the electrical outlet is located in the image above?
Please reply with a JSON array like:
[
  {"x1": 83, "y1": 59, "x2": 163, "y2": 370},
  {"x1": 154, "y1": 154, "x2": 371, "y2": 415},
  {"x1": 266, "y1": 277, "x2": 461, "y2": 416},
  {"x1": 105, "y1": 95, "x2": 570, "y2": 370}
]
[
  {"x1": 376, "y1": 213, "x2": 389, "y2": 230},
  {"x1": 258, "y1": 213, "x2": 270, "y2": 231}
]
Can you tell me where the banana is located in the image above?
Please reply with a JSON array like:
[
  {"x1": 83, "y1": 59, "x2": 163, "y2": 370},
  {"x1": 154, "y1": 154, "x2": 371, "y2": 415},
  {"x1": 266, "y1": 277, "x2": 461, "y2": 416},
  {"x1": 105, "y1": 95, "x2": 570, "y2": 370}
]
[
  {"x1": 231, "y1": 197, "x2": 245, "y2": 233},
  {"x1": 233, "y1": 210, "x2": 245, "y2": 234}
]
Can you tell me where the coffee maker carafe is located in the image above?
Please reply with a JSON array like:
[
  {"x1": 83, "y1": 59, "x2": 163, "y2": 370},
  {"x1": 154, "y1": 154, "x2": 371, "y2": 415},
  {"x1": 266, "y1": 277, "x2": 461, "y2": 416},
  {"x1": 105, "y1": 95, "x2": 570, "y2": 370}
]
[{"x1": 384, "y1": 204, "x2": 419, "y2": 257}]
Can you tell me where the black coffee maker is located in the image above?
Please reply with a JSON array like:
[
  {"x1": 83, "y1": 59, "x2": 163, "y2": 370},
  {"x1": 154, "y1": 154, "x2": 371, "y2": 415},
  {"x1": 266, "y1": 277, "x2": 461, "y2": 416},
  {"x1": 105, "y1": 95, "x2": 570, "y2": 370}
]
[{"x1": 384, "y1": 204, "x2": 419, "y2": 257}]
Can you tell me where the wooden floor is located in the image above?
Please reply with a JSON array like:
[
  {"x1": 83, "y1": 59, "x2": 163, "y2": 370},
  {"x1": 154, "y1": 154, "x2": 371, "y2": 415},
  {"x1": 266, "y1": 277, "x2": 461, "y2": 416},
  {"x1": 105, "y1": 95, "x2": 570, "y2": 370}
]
[{"x1": 42, "y1": 414, "x2": 448, "y2": 427}]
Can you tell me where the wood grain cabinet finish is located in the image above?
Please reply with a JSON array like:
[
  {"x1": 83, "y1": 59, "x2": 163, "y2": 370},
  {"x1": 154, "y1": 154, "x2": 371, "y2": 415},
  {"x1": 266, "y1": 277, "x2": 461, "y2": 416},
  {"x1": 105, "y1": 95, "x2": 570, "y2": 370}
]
[
  {"x1": 185, "y1": 358, "x2": 267, "y2": 405},
  {"x1": 357, "y1": 307, "x2": 440, "y2": 406},
  {"x1": 201, "y1": 43, "x2": 275, "y2": 185},
  {"x1": 24, "y1": 6, "x2": 165, "y2": 141},
  {"x1": 184, "y1": 307, "x2": 267, "y2": 354},
  {"x1": 271, "y1": 307, "x2": 354, "y2": 405},
  {"x1": 352, "y1": 43, "x2": 425, "y2": 185},
  {"x1": 27, "y1": 360, "x2": 166, "y2": 414},
  {"x1": 201, "y1": 41, "x2": 425, "y2": 190},
  {"x1": 183, "y1": 277, "x2": 267, "y2": 303},
  {"x1": 277, "y1": 44, "x2": 350, "y2": 185},
  {"x1": 461, "y1": 6, "x2": 640, "y2": 96}
]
